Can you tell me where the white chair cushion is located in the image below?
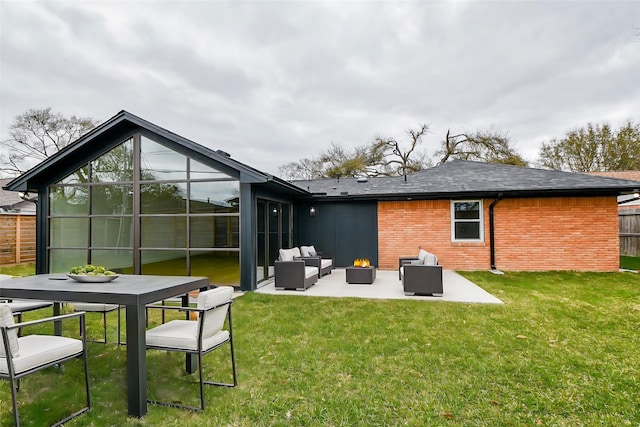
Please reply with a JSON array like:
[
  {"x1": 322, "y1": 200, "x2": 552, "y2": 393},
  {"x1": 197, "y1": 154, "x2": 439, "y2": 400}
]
[
  {"x1": 292, "y1": 247, "x2": 302, "y2": 258},
  {"x1": 300, "y1": 246, "x2": 313, "y2": 257},
  {"x1": 304, "y1": 267, "x2": 318, "y2": 279},
  {"x1": 0, "y1": 304, "x2": 19, "y2": 357},
  {"x1": 72, "y1": 303, "x2": 119, "y2": 312},
  {"x1": 0, "y1": 335, "x2": 82, "y2": 375},
  {"x1": 146, "y1": 319, "x2": 230, "y2": 351},
  {"x1": 425, "y1": 253, "x2": 438, "y2": 266},
  {"x1": 418, "y1": 249, "x2": 428, "y2": 263},
  {"x1": 198, "y1": 287, "x2": 233, "y2": 339},
  {"x1": 279, "y1": 248, "x2": 295, "y2": 261},
  {"x1": 320, "y1": 259, "x2": 332, "y2": 269}
]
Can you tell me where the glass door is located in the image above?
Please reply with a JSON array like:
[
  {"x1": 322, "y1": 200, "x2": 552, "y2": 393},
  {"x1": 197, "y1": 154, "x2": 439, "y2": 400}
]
[{"x1": 256, "y1": 199, "x2": 291, "y2": 286}]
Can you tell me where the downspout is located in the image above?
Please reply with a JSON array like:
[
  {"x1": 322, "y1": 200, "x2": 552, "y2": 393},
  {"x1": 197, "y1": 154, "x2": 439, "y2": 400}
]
[{"x1": 489, "y1": 193, "x2": 503, "y2": 270}]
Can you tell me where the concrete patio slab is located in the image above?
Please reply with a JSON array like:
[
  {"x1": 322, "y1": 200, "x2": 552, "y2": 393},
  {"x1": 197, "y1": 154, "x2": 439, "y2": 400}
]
[{"x1": 255, "y1": 268, "x2": 503, "y2": 304}]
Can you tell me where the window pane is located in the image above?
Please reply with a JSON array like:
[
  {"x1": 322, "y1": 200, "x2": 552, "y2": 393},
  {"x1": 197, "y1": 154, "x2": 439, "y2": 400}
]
[
  {"x1": 50, "y1": 218, "x2": 88, "y2": 247},
  {"x1": 190, "y1": 159, "x2": 232, "y2": 180},
  {"x1": 455, "y1": 222, "x2": 480, "y2": 239},
  {"x1": 191, "y1": 251, "x2": 239, "y2": 285},
  {"x1": 91, "y1": 139, "x2": 134, "y2": 182},
  {"x1": 141, "y1": 217, "x2": 187, "y2": 248},
  {"x1": 56, "y1": 167, "x2": 89, "y2": 184},
  {"x1": 49, "y1": 249, "x2": 87, "y2": 273},
  {"x1": 141, "y1": 250, "x2": 187, "y2": 276},
  {"x1": 90, "y1": 249, "x2": 133, "y2": 274},
  {"x1": 92, "y1": 217, "x2": 133, "y2": 248},
  {"x1": 455, "y1": 202, "x2": 480, "y2": 220},
  {"x1": 141, "y1": 183, "x2": 187, "y2": 214},
  {"x1": 190, "y1": 181, "x2": 240, "y2": 214},
  {"x1": 92, "y1": 185, "x2": 133, "y2": 215},
  {"x1": 49, "y1": 186, "x2": 89, "y2": 215},
  {"x1": 190, "y1": 216, "x2": 239, "y2": 248},
  {"x1": 140, "y1": 137, "x2": 186, "y2": 180}
]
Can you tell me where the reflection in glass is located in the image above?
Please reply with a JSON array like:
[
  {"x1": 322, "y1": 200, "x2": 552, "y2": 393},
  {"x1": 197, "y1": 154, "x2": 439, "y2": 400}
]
[
  {"x1": 141, "y1": 250, "x2": 187, "y2": 276},
  {"x1": 190, "y1": 181, "x2": 240, "y2": 213},
  {"x1": 140, "y1": 137, "x2": 186, "y2": 180},
  {"x1": 190, "y1": 216, "x2": 239, "y2": 248},
  {"x1": 92, "y1": 185, "x2": 133, "y2": 215},
  {"x1": 91, "y1": 139, "x2": 134, "y2": 182},
  {"x1": 141, "y1": 217, "x2": 187, "y2": 248},
  {"x1": 49, "y1": 186, "x2": 89, "y2": 216},
  {"x1": 454, "y1": 202, "x2": 480, "y2": 219},
  {"x1": 49, "y1": 249, "x2": 88, "y2": 273},
  {"x1": 141, "y1": 183, "x2": 187, "y2": 214},
  {"x1": 50, "y1": 218, "x2": 88, "y2": 247},
  {"x1": 455, "y1": 223, "x2": 480, "y2": 239},
  {"x1": 57, "y1": 166, "x2": 89, "y2": 184},
  {"x1": 190, "y1": 159, "x2": 230, "y2": 180},
  {"x1": 191, "y1": 251, "x2": 239, "y2": 285},
  {"x1": 91, "y1": 249, "x2": 134, "y2": 274},
  {"x1": 91, "y1": 217, "x2": 133, "y2": 248}
]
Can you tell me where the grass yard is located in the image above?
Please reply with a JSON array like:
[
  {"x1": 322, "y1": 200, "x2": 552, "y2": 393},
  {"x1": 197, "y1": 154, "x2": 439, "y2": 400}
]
[{"x1": 1, "y1": 269, "x2": 639, "y2": 426}]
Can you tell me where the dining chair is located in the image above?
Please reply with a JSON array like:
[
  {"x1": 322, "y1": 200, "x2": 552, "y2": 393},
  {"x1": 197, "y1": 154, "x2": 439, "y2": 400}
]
[
  {"x1": 0, "y1": 303, "x2": 91, "y2": 426},
  {"x1": 71, "y1": 303, "x2": 122, "y2": 345},
  {"x1": 145, "y1": 286, "x2": 237, "y2": 411}
]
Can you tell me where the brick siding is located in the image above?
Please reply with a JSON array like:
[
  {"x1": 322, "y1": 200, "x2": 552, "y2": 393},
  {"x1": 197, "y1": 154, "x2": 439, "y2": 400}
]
[{"x1": 378, "y1": 196, "x2": 620, "y2": 271}]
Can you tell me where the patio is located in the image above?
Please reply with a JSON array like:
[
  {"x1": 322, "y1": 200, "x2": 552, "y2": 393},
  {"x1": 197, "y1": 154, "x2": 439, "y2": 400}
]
[{"x1": 256, "y1": 268, "x2": 503, "y2": 304}]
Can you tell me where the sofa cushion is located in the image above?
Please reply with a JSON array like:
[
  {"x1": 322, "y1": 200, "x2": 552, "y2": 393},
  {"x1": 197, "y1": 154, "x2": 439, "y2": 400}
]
[
  {"x1": 292, "y1": 247, "x2": 302, "y2": 258},
  {"x1": 304, "y1": 267, "x2": 318, "y2": 279},
  {"x1": 320, "y1": 259, "x2": 332, "y2": 269},
  {"x1": 418, "y1": 249, "x2": 428, "y2": 263},
  {"x1": 425, "y1": 253, "x2": 438, "y2": 266}
]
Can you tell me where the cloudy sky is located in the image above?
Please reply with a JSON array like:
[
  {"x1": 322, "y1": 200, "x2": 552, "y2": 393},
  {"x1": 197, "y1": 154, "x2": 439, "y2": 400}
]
[{"x1": 1, "y1": 0, "x2": 639, "y2": 176}]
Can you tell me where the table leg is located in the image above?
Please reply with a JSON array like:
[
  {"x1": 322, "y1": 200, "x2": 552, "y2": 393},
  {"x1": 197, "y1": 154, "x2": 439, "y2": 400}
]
[
  {"x1": 182, "y1": 293, "x2": 197, "y2": 374},
  {"x1": 54, "y1": 302, "x2": 62, "y2": 335},
  {"x1": 126, "y1": 304, "x2": 147, "y2": 417}
]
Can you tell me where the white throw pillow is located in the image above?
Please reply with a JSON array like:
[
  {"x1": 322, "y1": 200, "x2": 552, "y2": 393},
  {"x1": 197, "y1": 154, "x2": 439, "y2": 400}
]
[
  {"x1": 307, "y1": 246, "x2": 317, "y2": 256},
  {"x1": 0, "y1": 304, "x2": 19, "y2": 357},
  {"x1": 300, "y1": 246, "x2": 314, "y2": 257}
]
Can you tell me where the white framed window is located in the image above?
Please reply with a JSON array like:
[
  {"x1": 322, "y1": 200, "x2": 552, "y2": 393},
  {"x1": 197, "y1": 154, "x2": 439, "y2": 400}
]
[{"x1": 451, "y1": 200, "x2": 484, "y2": 242}]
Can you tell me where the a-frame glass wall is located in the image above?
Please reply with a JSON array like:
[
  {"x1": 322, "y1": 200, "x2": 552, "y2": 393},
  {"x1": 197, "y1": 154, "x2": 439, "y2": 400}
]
[{"x1": 47, "y1": 134, "x2": 240, "y2": 285}]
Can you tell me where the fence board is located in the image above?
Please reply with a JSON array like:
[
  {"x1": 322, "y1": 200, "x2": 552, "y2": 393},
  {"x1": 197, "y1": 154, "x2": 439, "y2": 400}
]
[
  {"x1": 620, "y1": 208, "x2": 640, "y2": 257},
  {"x1": 0, "y1": 214, "x2": 36, "y2": 266}
]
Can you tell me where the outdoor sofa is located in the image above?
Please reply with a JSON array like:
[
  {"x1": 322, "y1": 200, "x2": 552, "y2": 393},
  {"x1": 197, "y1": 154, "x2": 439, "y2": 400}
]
[{"x1": 274, "y1": 248, "x2": 319, "y2": 291}]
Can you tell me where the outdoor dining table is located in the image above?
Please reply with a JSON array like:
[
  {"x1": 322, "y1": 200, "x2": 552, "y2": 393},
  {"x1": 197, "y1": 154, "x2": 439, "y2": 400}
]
[{"x1": 0, "y1": 273, "x2": 209, "y2": 418}]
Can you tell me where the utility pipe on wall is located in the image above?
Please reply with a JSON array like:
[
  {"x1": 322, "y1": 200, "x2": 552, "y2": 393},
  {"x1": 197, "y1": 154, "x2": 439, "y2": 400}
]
[{"x1": 489, "y1": 193, "x2": 504, "y2": 270}]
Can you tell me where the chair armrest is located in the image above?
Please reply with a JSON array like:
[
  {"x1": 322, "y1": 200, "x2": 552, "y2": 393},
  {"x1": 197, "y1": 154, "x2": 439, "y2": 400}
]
[
  {"x1": 6, "y1": 311, "x2": 86, "y2": 331},
  {"x1": 146, "y1": 300, "x2": 232, "y2": 313},
  {"x1": 398, "y1": 257, "x2": 420, "y2": 279}
]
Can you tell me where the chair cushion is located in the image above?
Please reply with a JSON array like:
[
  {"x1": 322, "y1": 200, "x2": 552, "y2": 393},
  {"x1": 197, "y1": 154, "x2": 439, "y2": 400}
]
[
  {"x1": 0, "y1": 335, "x2": 82, "y2": 375},
  {"x1": 425, "y1": 253, "x2": 438, "y2": 266},
  {"x1": 0, "y1": 304, "x2": 19, "y2": 357},
  {"x1": 304, "y1": 267, "x2": 318, "y2": 279},
  {"x1": 418, "y1": 249, "x2": 428, "y2": 263},
  {"x1": 279, "y1": 248, "x2": 296, "y2": 261},
  {"x1": 300, "y1": 245, "x2": 317, "y2": 257},
  {"x1": 72, "y1": 303, "x2": 119, "y2": 312},
  {"x1": 146, "y1": 319, "x2": 230, "y2": 351},
  {"x1": 198, "y1": 287, "x2": 233, "y2": 339},
  {"x1": 320, "y1": 259, "x2": 332, "y2": 269},
  {"x1": 292, "y1": 247, "x2": 302, "y2": 258}
]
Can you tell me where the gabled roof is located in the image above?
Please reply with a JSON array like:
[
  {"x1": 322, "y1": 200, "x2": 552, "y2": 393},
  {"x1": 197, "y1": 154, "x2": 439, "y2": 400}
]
[
  {"x1": 293, "y1": 160, "x2": 640, "y2": 200},
  {"x1": 3, "y1": 110, "x2": 307, "y2": 197}
]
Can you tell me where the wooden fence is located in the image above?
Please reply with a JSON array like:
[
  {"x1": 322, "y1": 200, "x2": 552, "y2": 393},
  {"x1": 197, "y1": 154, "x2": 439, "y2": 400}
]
[
  {"x1": 0, "y1": 214, "x2": 36, "y2": 266},
  {"x1": 620, "y1": 208, "x2": 640, "y2": 257}
]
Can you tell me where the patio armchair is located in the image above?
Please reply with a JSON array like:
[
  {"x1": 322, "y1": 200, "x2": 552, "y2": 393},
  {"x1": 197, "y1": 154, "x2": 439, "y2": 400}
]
[
  {"x1": 275, "y1": 248, "x2": 318, "y2": 290},
  {"x1": 300, "y1": 245, "x2": 333, "y2": 277},
  {"x1": 145, "y1": 286, "x2": 237, "y2": 411},
  {"x1": 1, "y1": 303, "x2": 91, "y2": 426},
  {"x1": 399, "y1": 249, "x2": 443, "y2": 296}
]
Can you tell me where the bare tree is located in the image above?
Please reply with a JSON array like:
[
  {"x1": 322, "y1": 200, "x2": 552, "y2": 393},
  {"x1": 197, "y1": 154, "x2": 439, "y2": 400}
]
[
  {"x1": 0, "y1": 108, "x2": 99, "y2": 176},
  {"x1": 436, "y1": 129, "x2": 528, "y2": 166},
  {"x1": 374, "y1": 123, "x2": 430, "y2": 175}
]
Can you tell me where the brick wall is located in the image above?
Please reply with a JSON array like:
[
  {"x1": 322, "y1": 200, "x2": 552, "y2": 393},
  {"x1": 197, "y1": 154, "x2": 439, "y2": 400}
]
[
  {"x1": 0, "y1": 214, "x2": 36, "y2": 266},
  {"x1": 378, "y1": 196, "x2": 620, "y2": 271}
]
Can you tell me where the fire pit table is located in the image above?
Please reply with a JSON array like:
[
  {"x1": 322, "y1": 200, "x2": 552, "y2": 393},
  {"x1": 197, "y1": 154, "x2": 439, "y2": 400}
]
[{"x1": 345, "y1": 266, "x2": 377, "y2": 284}]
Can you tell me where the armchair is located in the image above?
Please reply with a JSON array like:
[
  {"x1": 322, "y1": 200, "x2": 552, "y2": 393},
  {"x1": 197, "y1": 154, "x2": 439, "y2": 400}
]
[
  {"x1": 275, "y1": 248, "x2": 318, "y2": 290},
  {"x1": 1, "y1": 304, "x2": 91, "y2": 426},
  {"x1": 300, "y1": 245, "x2": 333, "y2": 277},
  {"x1": 399, "y1": 249, "x2": 443, "y2": 296}
]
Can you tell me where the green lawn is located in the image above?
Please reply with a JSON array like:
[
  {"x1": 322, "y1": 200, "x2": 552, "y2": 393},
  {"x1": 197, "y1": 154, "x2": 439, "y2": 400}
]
[{"x1": 1, "y1": 269, "x2": 639, "y2": 426}]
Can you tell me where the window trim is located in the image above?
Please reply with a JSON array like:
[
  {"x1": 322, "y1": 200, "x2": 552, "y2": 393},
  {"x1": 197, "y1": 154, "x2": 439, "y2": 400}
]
[{"x1": 450, "y1": 199, "x2": 484, "y2": 242}]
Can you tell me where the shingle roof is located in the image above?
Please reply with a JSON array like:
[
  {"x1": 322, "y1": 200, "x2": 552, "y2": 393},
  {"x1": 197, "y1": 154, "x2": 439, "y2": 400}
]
[
  {"x1": 293, "y1": 160, "x2": 640, "y2": 200},
  {"x1": 0, "y1": 178, "x2": 23, "y2": 206}
]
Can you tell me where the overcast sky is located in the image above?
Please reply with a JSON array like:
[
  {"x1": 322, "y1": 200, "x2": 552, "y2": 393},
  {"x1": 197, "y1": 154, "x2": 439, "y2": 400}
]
[{"x1": 1, "y1": 0, "x2": 639, "y2": 177}]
